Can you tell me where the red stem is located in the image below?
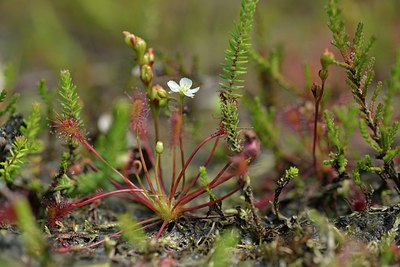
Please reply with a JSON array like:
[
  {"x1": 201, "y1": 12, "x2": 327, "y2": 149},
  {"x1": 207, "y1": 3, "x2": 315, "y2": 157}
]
[
  {"x1": 135, "y1": 134, "x2": 157, "y2": 196},
  {"x1": 179, "y1": 134, "x2": 185, "y2": 191},
  {"x1": 155, "y1": 220, "x2": 169, "y2": 239},
  {"x1": 177, "y1": 185, "x2": 241, "y2": 213},
  {"x1": 312, "y1": 80, "x2": 325, "y2": 173},
  {"x1": 175, "y1": 164, "x2": 232, "y2": 208},
  {"x1": 81, "y1": 140, "x2": 140, "y2": 191},
  {"x1": 178, "y1": 136, "x2": 221, "y2": 201},
  {"x1": 171, "y1": 131, "x2": 223, "y2": 198},
  {"x1": 71, "y1": 188, "x2": 157, "y2": 213},
  {"x1": 169, "y1": 147, "x2": 177, "y2": 203}
]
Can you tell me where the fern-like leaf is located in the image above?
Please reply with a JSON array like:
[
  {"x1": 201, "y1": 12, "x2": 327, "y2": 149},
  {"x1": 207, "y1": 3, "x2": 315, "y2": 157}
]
[
  {"x1": 219, "y1": 0, "x2": 259, "y2": 151},
  {"x1": 58, "y1": 70, "x2": 83, "y2": 128}
]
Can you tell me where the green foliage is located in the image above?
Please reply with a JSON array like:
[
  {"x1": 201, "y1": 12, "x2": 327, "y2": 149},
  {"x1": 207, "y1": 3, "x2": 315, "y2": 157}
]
[
  {"x1": 276, "y1": 166, "x2": 299, "y2": 188},
  {"x1": 0, "y1": 104, "x2": 42, "y2": 184},
  {"x1": 219, "y1": 100, "x2": 242, "y2": 151},
  {"x1": 0, "y1": 136, "x2": 29, "y2": 183},
  {"x1": 0, "y1": 64, "x2": 19, "y2": 118},
  {"x1": 244, "y1": 96, "x2": 280, "y2": 156},
  {"x1": 220, "y1": 0, "x2": 258, "y2": 92},
  {"x1": 323, "y1": 111, "x2": 348, "y2": 175},
  {"x1": 219, "y1": 0, "x2": 259, "y2": 151},
  {"x1": 324, "y1": 111, "x2": 340, "y2": 150},
  {"x1": 53, "y1": 174, "x2": 76, "y2": 196},
  {"x1": 326, "y1": 0, "x2": 400, "y2": 193},
  {"x1": 117, "y1": 213, "x2": 148, "y2": 252},
  {"x1": 95, "y1": 99, "x2": 130, "y2": 167},
  {"x1": 37, "y1": 79, "x2": 56, "y2": 123},
  {"x1": 0, "y1": 90, "x2": 6, "y2": 103},
  {"x1": 0, "y1": 90, "x2": 19, "y2": 118},
  {"x1": 21, "y1": 103, "x2": 42, "y2": 152},
  {"x1": 208, "y1": 228, "x2": 239, "y2": 267},
  {"x1": 326, "y1": 0, "x2": 349, "y2": 60},
  {"x1": 249, "y1": 45, "x2": 298, "y2": 94},
  {"x1": 199, "y1": 166, "x2": 217, "y2": 202},
  {"x1": 383, "y1": 49, "x2": 400, "y2": 126},
  {"x1": 274, "y1": 166, "x2": 299, "y2": 219},
  {"x1": 75, "y1": 171, "x2": 111, "y2": 195},
  {"x1": 359, "y1": 119, "x2": 381, "y2": 153},
  {"x1": 333, "y1": 105, "x2": 358, "y2": 141},
  {"x1": 58, "y1": 70, "x2": 83, "y2": 128},
  {"x1": 14, "y1": 197, "x2": 50, "y2": 266},
  {"x1": 379, "y1": 217, "x2": 400, "y2": 265},
  {"x1": 71, "y1": 100, "x2": 131, "y2": 194},
  {"x1": 353, "y1": 155, "x2": 382, "y2": 186}
]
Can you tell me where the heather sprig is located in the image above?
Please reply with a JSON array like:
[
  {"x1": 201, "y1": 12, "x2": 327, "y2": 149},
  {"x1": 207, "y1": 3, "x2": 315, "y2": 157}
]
[
  {"x1": 323, "y1": 105, "x2": 358, "y2": 176},
  {"x1": 323, "y1": 111, "x2": 348, "y2": 176},
  {"x1": 0, "y1": 89, "x2": 18, "y2": 118},
  {"x1": 326, "y1": 0, "x2": 400, "y2": 193},
  {"x1": 273, "y1": 166, "x2": 299, "y2": 220},
  {"x1": 0, "y1": 103, "x2": 42, "y2": 184}
]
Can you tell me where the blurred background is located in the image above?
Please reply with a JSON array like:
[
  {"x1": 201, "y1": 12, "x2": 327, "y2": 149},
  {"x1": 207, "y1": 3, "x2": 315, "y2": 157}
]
[{"x1": 0, "y1": 0, "x2": 399, "y2": 117}]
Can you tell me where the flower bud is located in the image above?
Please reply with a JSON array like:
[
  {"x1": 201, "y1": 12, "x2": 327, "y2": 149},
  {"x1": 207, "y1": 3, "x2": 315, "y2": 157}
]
[
  {"x1": 143, "y1": 48, "x2": 155, "y2": 66},
  {"x1": 311, "y1": 82, "x2": 322, "y2": 99},
  {"x1": 123, "y1": 31, "x2": 136, "y2": 48},
  {"x1": 140, "y1": 65, "x2": 153, "y2": 87},
  {"x1": 319, "y1": 69, "x2": 329, "y2": 81},
  {"x1": 154, "y1": 84, "x2": 168, "y2": 99},
  {"x1": 156, "y1": 141, "x2": 164, "y2": 154},
  {"x1": 134, "y1": 37, "x2": 147, "y2": 62},
  {"x1": 320, "y1": 49, "x2": 335, "y2": 70}
]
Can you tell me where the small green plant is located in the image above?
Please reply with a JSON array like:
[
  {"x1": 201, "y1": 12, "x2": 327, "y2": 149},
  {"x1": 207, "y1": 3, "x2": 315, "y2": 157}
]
[
  {"x1": 208, "y1": 228, "x2": 239, "y2": 267},
  {"x1": 323, "y1": 0, "x2": 400, "y2": 196},
  {"x1": 273, "y1": 166, "x2": 299, "y2": 220},
  {"x1": 219, "y1": 0, "x2": 259, "y2": 152},
  {"x1": 0, "y1": 103, "x2": 42, "y2": 185},
  {"x1": 0, "y1": 89, "x2": 18, "y2": 119}
]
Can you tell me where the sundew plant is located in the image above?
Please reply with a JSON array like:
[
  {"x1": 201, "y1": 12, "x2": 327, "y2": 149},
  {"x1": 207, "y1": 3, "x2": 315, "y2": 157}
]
[
  {"x1": 49, "y1": 0, "x2": 260, "y2": 243},
  {"x1": 1, "y1": 0, "x2": 400, "y2": 265}
]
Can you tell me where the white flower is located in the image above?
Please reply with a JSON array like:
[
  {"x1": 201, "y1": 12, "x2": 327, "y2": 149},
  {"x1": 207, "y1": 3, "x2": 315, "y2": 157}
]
[{"x1": 167, "y1": 77, "x2": 199, "y2": 98}]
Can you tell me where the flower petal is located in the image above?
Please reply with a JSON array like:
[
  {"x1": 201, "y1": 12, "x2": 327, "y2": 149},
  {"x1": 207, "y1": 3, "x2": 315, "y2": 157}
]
[
  {"x1": 188, "y1": 87, "x2": 199, "y2": 95},
  {"x1": 167, "y1": 80, "x2": 180, "y2": 92},
  {"x1": 184, "y1": 91, "x2": 195, "y2": 98},
  {"x1": 180, "y1": 77, "x2": 192, "y2": 88}
]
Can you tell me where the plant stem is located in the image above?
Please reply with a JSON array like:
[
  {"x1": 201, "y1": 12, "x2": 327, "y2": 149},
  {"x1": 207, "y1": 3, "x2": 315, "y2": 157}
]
[
  {"x1": 178, "y1": 185, "x2": 241, "y2": 213},
  {"x1": 155, "y1": 220, "x2": 169, "y2": 239},
  {"x1": 171, "y1": 131, "x2": 224, "y2": 199},
  {"x1": 169, "y1": 147, "x2": 177, "y2": 204},
  {"x1": 312, "y1": 79, "x2": 326, "y2": 173},
  {"x1": 179, "y1": 95, "x2": 186, "y2": 191},
  {"x1": 175, "y1": 163, "x2": 232, "y2": 207},
  {"x1": 136, "y1": 133, "x2": 157, "y2": 196},
  {"x1": 178, "y1": 136, "x2": 221, "y2": 200},
  {"x1": 154, "y1": 151, "x2": 166, "y2": 201},
  {"x1": 72, "y1": 189, "x2": 153, "y2": 210},
  {"x1": 150, "y1": 104, "x2": 165, "y2": 190},
  {"x1": 80, "y1": 139, "x2": 149, "y2": 204}
]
